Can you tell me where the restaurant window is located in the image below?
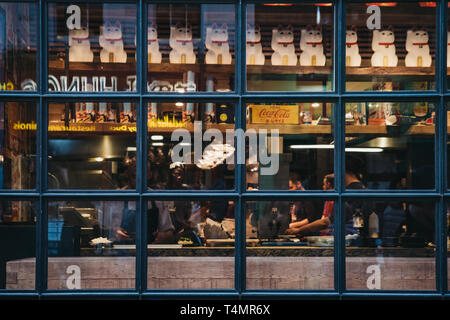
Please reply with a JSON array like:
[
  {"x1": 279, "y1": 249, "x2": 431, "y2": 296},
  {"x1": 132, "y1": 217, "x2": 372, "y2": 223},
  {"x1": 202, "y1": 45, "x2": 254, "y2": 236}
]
[
  {"x1": 147, "y1": 101, "x2": 235, "y2": 190},
  {"x1": 147, "y1": 4, "x2": 236, "y2": 93},
  {"x1": 246, "y1": 3, "x2": 334, "y2": 92},
  {"x1": 48, "y1": 2, "x2": 137, "y2": 92},
  {"x1": 47, "y1": 200, "x2": 136, "y2": 290},
  {"x1": 0, "y1": 200, "x2": 37, "y2": 290},
  {"x1": 246, "y1": 199, "x2": 335, "y2": 290},
  {"x1": 0, "y1": 102, "x2": 37, "y2": 190},
  {"x1": 147, "y1": 199, "x2": 235, "y2": 289},
  {"x1": 346, "y1": 199, "x2": 436, "y2": 290},
  {"x1": 345, "y1": 101, "x2": 436, "y2": 190},
  {"x1": 0, "y1": 2, "x2": 38, "y2": 92},
  {"x1": 245, "y1": 102, "x2": 334, "y2": 191},
  {"x1": 48, "y1": 102, "x2": 137, "y2": 190},
  {"x1": 346, "y1": 2, "x2": 436, "y2": 91},
  {"x1": 1, "y1": 0, "x2": 449, "y2": 298}
]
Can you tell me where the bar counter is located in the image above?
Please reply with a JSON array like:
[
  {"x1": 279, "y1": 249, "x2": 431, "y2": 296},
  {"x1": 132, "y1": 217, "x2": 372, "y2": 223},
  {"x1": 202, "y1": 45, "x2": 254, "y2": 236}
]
[
  {"x1": 5, "y1": 244, "x2": 442, "y2": 291},
  {"x1": 77, "y1": 245, "x2": 436, "y2": 258}
]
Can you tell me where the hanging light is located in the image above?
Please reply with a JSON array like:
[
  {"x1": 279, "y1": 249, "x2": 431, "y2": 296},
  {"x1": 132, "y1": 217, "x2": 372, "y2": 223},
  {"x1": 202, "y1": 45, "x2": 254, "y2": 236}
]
[{"x1": 314, "y1": 3, "x2": 333, "y2": 6}]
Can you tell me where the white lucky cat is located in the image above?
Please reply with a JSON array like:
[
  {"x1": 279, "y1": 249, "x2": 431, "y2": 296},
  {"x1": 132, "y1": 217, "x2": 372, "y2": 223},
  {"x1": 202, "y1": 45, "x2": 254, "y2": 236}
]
[
  {"x1": 68, "y1": 27, "x2": 94, "y2": 62},
  {"x1": 99, "y1": 21, "x2": 127, "y2": 63},
  {"x1": 371, "y1": 28, "x2": 398, "y2": 67},
  {"x1": 271, "y1": 24, "x2": 297, "y2": 66},
  {"x1": 246, "y1": 24, "x2": 265, "y2": 65},
  {"x1": 147, "y1": 22, "x2": 162, "y2": 64},
  {"x1": 169, "y1": 23, "x2": 196, "y2": 64},
  {"x1": 345, "y1": 27, "x2": 361, "y2": 67},
  {"x1": 299, "y1": 26, "x2": 326, "y2": 66},
  {"x1": 405, "y1": 28, "x2": 432, "y2": 67},
  {"x1": 205, "y1": 23, "x2": 232, "y2": 64}
]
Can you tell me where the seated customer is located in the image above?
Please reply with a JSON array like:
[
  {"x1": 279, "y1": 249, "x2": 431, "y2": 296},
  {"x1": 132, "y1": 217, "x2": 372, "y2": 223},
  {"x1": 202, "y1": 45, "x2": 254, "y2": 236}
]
[
  {"x1": 285, "y1": 167, "x2": 366, "y2": 236},
  {"x1": 289, "y1": 173, "x2": 334, "y2": 230}
]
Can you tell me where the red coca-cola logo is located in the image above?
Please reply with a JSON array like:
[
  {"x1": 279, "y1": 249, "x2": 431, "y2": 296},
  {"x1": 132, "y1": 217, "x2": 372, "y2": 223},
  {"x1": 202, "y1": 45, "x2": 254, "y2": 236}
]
[{"x1": 258, "y1": 108, "x2": 290, "y2": 119}]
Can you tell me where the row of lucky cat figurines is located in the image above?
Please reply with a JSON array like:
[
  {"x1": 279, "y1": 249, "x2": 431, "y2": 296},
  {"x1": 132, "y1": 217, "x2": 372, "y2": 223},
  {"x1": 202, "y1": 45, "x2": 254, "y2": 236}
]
[
  {"x1": 248, "y1": 24, "x2": 435, "y2": 67},
  {"x1": 68, "y1": 21, "x2": 232, "y2": 64},
  {"x1": 347, "y1": 26, "x2": 436, "y2": 67}
]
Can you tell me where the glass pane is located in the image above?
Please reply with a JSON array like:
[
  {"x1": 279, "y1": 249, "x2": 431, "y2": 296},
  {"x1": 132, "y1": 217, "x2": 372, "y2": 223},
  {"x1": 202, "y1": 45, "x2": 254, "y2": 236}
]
[
  {"x1": 148, "y1": 102, "x2": 235, "y2": 190},
  {"x1": 0, "y1": 2, "x2": 37, "y2": 91},
  {"x1": 0, "y1": 201, "x2": 37, "y2": 290},
  {"x1": 0, "y1": 102, "x2": 36, "y2": 189},
  {"x1": 246, "y1": 199, "x2": 334, "y2": 290},
  {"x1": 346, "y1": 199, "x2": 435, "y2": 291},
  {"x1": 346, "y1": 2, "x2": 436, "y2": 91},
  {"x1": 48, "y1": 102, "x2": 137, "y2": 189},
  {"x1": 47, "y1": 200, "x2": 136, "y2": 290},
  {"x1": 48, "y1": 3, "x2": 137, "y2": 92},
  {"x1": 147, "y1": 200, "x2": 235, "y2": 289},
  {"x1": 147, "y1": 4, "x2": 235, "y2": 93},
  {"x1": 246, "y1": 3, "x2": 333, "y2": 92},
  {"x1": 447, "y1": 103, "x2": 450, "y2": 189},
  {"x1": 345, "y1": 101, "x2": 435, "y2": 190},
  {"x1": 245, "y1": 102, "x2": 334, "y2": 191}
]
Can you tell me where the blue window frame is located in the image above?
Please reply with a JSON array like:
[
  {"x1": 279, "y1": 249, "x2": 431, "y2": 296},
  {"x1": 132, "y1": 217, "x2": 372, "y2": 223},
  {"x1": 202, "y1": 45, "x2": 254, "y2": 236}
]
[{"x1": 0, "y1": 0, "x2": 448, "y2": 299}]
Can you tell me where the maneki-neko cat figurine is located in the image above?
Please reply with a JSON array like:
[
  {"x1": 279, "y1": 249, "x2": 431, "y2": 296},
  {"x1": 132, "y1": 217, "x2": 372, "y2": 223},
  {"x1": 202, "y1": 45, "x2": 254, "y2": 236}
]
[
  {"x1": 205, "y1": 23, "x2": 232, "y2": 64},
  {"x1": 246, "y1": 24, "x2": 265, "y2": 65},
  {"x1": 405, "y1": 27, "x2": 432, "y2": 67},
  {"x1": 299, "y1": 25, "x2": 326, "y2": 66},
  {"x1": 271, "y1": 24, "x2": 297, "y2": 66},
  {"x1": 371, "y1": 27, "x2": 398, "y2": 67},
  {"x1": 68, "y1": 27, "x2": 94, "y2": 62},
  {"x1": 147, "y1": 22, "x2": 162, "y2": 64},
  {"x1": 99, "y1": 21, "x2": 128, "y2": 63},
  {"x1": 169, "y1": 23, "x2": 196, "y2": 64},
  {"x1": 345, "y1": 27, "x2": 361, "y2": 67}
]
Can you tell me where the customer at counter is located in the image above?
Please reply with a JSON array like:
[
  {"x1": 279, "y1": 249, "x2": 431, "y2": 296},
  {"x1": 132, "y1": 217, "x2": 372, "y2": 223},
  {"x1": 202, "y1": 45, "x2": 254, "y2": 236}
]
[
  {"x1": 288, "y1": 174, "x2": 332, "y2": 230},
  {"x1": 285, "y1": 161, "x2": 366, "y2": 237}
]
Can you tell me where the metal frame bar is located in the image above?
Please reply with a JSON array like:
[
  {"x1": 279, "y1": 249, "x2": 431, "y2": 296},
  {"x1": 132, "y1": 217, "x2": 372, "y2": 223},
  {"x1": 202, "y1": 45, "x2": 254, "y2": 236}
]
[{"x1": 0, "y1": 0, "x2": 448, "y2": 300}]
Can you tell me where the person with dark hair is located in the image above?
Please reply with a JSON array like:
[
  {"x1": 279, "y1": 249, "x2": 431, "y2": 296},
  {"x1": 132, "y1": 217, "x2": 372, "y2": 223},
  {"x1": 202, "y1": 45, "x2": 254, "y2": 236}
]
[
  {"x1": 288, "y1": 173, "x2": 334, "y2": 231},
  {"x1": 285, "y1": 166, "x2": 368, "y2": 237}
]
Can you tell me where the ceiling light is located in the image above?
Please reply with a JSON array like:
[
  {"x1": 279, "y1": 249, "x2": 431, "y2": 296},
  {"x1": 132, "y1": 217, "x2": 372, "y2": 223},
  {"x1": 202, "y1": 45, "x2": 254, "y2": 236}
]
[
  {"x1": 345, "y1": 147, "x2": 383, "y2": 153},
  {"x1": 151, "y1": 135, "x2": 164, "y2": 141}
]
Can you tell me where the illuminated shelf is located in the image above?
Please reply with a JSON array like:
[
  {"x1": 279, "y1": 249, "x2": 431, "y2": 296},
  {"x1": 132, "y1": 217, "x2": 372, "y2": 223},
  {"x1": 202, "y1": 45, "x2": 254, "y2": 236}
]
[
  {"x1": 48, "y1": 59, "x2": 445, "y2": 76},
  {"x1": 45, "y1": 122, "x2": 436, "y2": 136}
]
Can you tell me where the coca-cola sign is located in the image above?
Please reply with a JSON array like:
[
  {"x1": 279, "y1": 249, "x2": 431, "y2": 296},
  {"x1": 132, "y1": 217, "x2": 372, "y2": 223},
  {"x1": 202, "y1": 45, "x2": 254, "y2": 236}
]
[{"x1": 250, "y1": 104, "x2": 299, "y2": 124}]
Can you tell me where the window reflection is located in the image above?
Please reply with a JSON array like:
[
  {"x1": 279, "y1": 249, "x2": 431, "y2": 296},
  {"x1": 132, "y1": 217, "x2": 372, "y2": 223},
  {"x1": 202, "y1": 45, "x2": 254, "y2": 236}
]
[
  {"x1": 0, "y1": 2, "x2": 37, "y2": 91},
  {"x1": 0, "y1": 102, "x2": 36, "y2": 189}
]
